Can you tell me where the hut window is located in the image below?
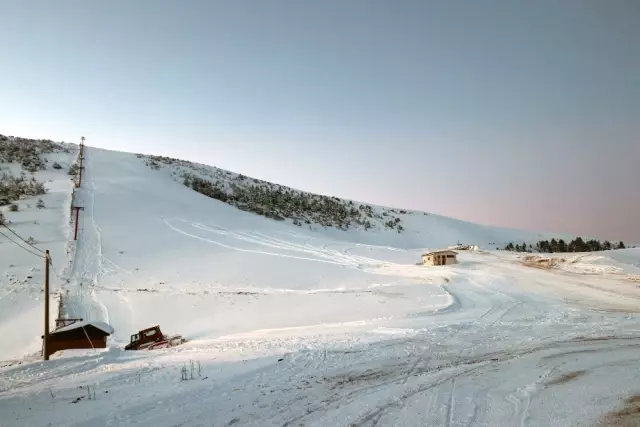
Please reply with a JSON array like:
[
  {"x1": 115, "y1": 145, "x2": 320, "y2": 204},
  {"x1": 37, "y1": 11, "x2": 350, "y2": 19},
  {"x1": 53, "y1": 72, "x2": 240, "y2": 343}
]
[{"x1": 447, "y1": 255, "x2": 455, "y2": 258}]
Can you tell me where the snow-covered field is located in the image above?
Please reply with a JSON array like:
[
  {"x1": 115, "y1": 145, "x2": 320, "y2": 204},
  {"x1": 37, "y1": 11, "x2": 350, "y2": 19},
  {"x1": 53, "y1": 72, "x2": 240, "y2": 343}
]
[{"x1": 2, "y1": 146, "x2": 640, "y2": 426}]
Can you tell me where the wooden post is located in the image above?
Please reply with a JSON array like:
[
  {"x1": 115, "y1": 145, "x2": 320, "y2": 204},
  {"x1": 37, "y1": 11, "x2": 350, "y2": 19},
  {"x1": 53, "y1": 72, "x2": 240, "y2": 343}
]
[
  {"x1": 44, "y1": 250, "x2": 50, "y2": 360},
  {"x1": 77, "y1": 157, "x2": 84, "y2": 188},
  {"x1": 77, "y1": 138, "x2": 85, "y2": 188},
  {"x1": 74, "y1": 208, "x2": 80, "y2": 240},
  {"x1": 72, "y1": 206, "x2": 84, "y2": 240}
]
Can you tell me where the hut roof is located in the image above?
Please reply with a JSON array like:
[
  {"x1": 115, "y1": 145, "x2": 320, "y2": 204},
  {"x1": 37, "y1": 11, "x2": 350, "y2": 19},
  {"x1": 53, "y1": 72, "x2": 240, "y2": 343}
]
[
  {"x1": 51, "y1": 321, "x2": 114, "y2": 335},
  {"x1": 422, "y1": 250, "x2": 458, "y2": 256}
]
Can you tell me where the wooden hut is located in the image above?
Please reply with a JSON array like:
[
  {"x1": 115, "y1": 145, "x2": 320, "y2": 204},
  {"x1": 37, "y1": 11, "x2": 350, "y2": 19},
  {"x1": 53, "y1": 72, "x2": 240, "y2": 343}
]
[
  {"x1": 45, "y1": 321, "x2": 114, "y2": 356},
  {"x1": 422, "y1": 250, "x2": 458, "y2": 266}
]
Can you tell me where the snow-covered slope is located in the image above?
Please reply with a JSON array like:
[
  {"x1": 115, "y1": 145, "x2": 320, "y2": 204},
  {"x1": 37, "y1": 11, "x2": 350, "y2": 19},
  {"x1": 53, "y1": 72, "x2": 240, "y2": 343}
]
[
  {"x1": 138, "y1": 152, "x2": 574, "y2": 249},
  {"x1": 54, "y1": 147, "x2": 578, "y2": 348},
  {"x1": 0, "y1": 138, "x2": 77, "y2": 360},
  {"x1": 2, "y1": 145, "x2": 640, "y2": 427}
]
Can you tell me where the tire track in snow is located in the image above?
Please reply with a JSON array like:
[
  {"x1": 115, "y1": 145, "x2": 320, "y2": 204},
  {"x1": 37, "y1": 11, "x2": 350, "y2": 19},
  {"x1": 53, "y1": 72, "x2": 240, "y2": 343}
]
[
  {"x1": 279, "y1": 338, "x2": 640, "y2": 427},
  {"x1": 505, "y1": 368, "x2": 556, "y2": 427},
  {"x1": 445, "y1": 378, "x2": 456, "y2": 427},
  {"x1": 351, "y1": 274, "x2": 525, "y2": 425}
]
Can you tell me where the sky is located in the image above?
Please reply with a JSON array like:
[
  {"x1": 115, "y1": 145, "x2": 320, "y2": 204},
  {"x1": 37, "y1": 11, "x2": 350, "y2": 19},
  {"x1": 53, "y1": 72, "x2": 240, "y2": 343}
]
[{"x1": 1, "y1": 0, "x2": 638, "y2": 241}]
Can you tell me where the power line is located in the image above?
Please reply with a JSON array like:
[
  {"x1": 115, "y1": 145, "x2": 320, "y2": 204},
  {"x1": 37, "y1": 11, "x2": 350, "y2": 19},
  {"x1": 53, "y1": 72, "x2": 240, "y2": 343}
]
[
  {"x1": 1, "y1": 223, "x2": 45, "y2": 254},
  {"x1": 0, "y1": 228, "x2": 45, "y2": 259}
]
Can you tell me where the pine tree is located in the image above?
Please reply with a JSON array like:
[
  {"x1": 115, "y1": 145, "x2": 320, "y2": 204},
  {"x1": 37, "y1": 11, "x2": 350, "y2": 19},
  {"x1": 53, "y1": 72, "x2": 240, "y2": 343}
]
[
  {"x1": 573, "y1": 237, "x2": 586, "y2": 252},
  {"x1": 617, "y1": 241, "x2": 626, "y2": 249},
  {"x1": 542, "y1": 240, "x2": 550, "y2": 253},
  {"x1": 586, "y1": 239, "x2": 602, "y2": 252},
  {"x1": 557, "y1": 239, "x2": 567, "y2": 252}
]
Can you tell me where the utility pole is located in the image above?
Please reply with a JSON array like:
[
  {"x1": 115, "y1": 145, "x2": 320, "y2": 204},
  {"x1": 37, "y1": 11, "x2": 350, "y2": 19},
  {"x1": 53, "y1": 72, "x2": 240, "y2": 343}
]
[
  {"x1": 44, "y1": 250, "x2": 50, "y2": 360},
  {"x1": 76, "y1": 137, "x2": 86, "y2": 188},
  {"x1": 77, "y1": 156, "x2": 85, "y2": 188},
  {"x1": 72, "y1": 206, "x2": 84, "y2": 240}
]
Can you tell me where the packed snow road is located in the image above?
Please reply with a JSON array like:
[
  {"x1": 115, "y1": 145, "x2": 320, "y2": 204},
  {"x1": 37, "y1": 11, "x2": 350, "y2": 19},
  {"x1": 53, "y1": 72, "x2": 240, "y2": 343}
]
[{"x1": 1, "y1": 147, "x2": 640, "y2": 426}]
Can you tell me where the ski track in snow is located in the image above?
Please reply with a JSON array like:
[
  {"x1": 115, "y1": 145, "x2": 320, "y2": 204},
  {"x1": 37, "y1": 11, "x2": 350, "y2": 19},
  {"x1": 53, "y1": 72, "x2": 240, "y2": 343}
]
[
  {"x1": 65, "y1": 148, "x2": 110, "y2": 325},
  {"x1": 164, "y1": 217, "x2": 392, "y2": 268}
]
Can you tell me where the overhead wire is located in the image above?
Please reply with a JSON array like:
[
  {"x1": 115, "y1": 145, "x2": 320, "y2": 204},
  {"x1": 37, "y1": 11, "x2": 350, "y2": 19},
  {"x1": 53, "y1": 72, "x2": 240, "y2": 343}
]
[
  {"x1": 0, "y1": 227, "x2": 45, "y2": 259},
  {"x1": 1, "y1": 222, "x2": 45, "y2": 254}
]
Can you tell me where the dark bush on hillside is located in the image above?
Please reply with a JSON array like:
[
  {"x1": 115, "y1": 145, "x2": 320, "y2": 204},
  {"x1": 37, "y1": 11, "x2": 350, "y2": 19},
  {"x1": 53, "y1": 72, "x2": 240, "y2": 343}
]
[
  {"x1": 181, "y1": 172, "x2": 404, "y2": 231},
  {"x1": 0, "y1": 173, "x2": 47, "y2": 206},
  {"x1": 0, "y1": 134, "x2": 67, "y2": 171},
  {"x1": 68, "y1": 163, "x2": 79, "y2": 176}
]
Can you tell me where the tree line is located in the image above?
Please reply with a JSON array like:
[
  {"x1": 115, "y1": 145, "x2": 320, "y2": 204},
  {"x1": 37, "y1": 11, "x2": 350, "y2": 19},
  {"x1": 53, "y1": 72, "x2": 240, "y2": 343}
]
[{"x1": 504, "y1": 237, "x2": 626, "y2": 253}]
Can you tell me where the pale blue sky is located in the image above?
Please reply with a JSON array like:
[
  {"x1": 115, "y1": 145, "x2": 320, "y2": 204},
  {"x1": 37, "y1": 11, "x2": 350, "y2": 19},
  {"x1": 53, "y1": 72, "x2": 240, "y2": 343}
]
[{"x1": 1, "y1": 0, "x2": 638, "y2": 241}]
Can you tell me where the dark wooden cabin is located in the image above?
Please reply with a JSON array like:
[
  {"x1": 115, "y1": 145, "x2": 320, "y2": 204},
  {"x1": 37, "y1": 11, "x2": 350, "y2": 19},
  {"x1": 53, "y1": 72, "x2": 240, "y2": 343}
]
[{"x1": 46, "y1": 321, "x2": 114, "y2": 355}]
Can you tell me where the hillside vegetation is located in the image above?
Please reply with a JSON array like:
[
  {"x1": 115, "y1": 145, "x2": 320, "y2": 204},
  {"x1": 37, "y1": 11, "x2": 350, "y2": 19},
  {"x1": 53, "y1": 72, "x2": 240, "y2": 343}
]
[
  {"x1": 0, "y1": 134, "x2": 69, "y2": 172},
  {"x1": 0, "y1": 134, "x2": 71, "y2": 206},
  {"x1": 139, "y1": 154, "x2": 408, "y2": 232}
]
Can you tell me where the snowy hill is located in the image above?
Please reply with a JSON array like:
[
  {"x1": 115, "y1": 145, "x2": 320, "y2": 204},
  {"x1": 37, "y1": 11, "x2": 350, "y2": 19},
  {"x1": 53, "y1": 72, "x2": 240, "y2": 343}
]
[
  {"x1": 137, "y1": 152, "x2": 574, "y2": 247},
  {"x1": 0, "y1": 135, "x2": 78, "y2": 360},
  {"x1": 57, "y1": 148, "x2": 565, "y2": 346},
  {"x1": 2, "y1": 142, "x2": 640, "y2": 427}
]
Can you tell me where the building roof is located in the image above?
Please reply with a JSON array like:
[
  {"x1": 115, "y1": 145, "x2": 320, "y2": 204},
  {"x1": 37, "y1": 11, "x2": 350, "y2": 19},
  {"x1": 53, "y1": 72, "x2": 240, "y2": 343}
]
[
  {"x1": 51, "y1": 321, "x2": 114, "y2": 335},
  {"x1": 422, "y1": 250, "x2": 458, "y2": 256}
]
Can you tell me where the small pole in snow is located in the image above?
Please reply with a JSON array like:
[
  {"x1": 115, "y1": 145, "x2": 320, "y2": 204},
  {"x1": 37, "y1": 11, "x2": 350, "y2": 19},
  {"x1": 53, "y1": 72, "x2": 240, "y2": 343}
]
[{"x1": 72, "y1": 206, "x2": 85, "y2": 240}]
